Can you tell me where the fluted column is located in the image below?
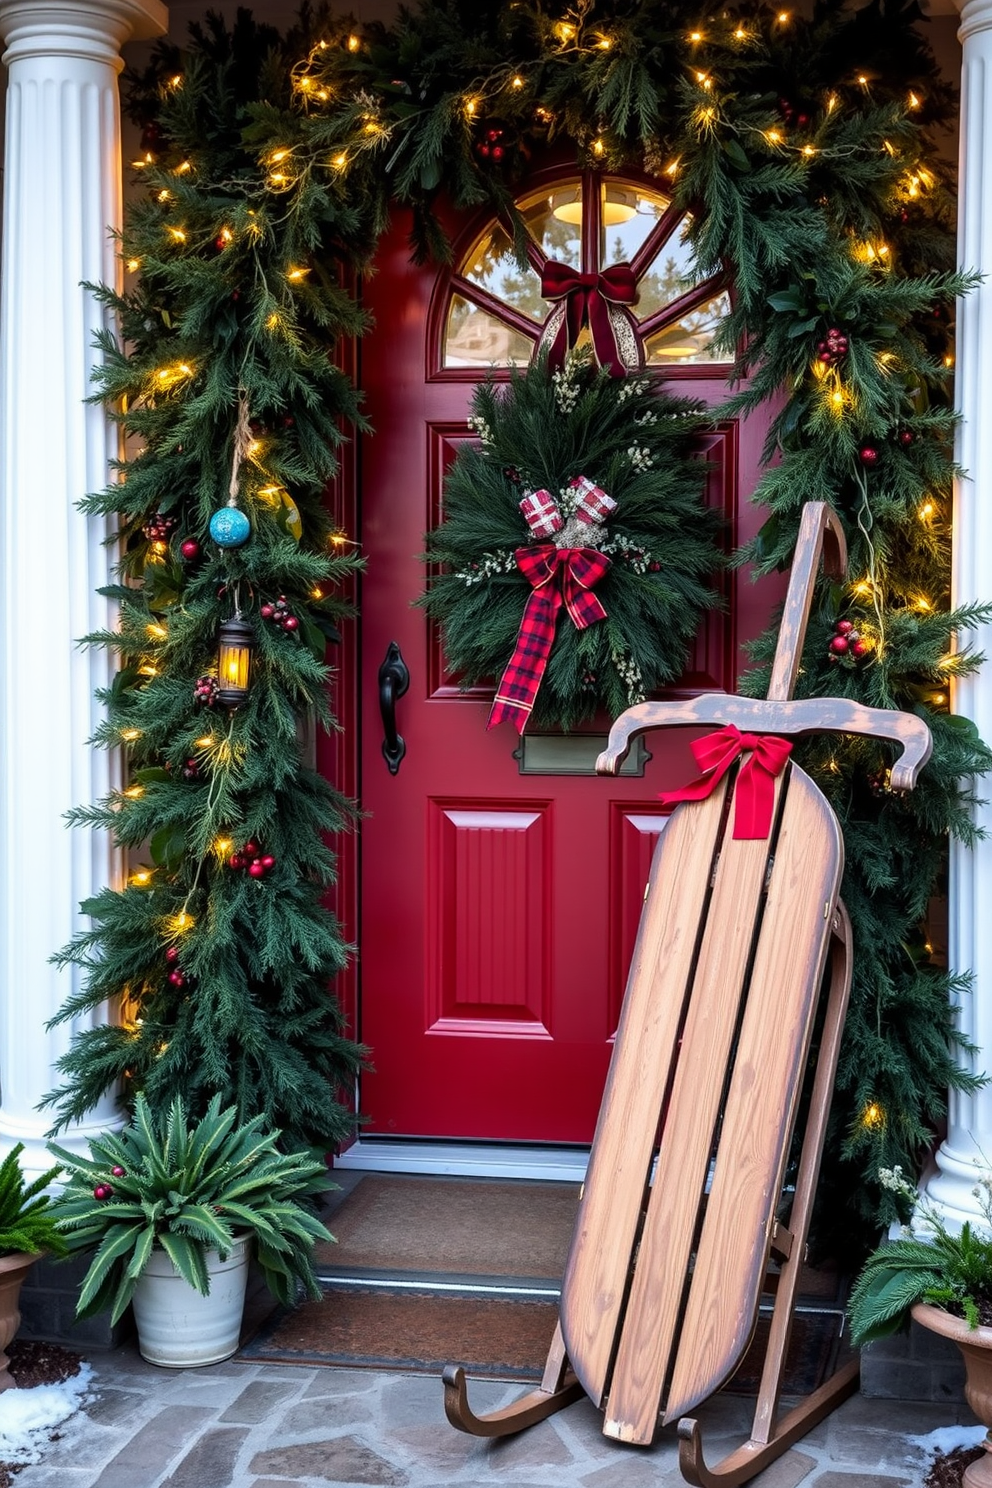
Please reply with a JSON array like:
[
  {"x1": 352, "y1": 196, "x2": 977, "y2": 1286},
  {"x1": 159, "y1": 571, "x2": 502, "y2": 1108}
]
[
  {"x1": 0, "y1": 0, "x2": 166, "y2": 1179},
  {"x1": 926, "y1": 0, "x2": 992, "y2": 1227}
]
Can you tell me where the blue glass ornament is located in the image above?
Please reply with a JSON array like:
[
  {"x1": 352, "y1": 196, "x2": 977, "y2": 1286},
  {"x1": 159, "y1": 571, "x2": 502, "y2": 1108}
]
[{"x1": 209, "y1": 506, "x2": 251, "y2": 548}]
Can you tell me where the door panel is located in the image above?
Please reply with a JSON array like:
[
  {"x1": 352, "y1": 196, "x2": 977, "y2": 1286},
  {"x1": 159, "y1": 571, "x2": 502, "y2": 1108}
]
[{"x1": 356, "y1": 180, "x2": 780, "y2": 1144}]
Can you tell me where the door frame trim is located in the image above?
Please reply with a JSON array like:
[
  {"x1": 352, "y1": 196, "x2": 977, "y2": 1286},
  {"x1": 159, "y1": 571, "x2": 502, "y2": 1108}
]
[{"x1": 334, "y1": 1138, "x2": 589, "y2": 1182}]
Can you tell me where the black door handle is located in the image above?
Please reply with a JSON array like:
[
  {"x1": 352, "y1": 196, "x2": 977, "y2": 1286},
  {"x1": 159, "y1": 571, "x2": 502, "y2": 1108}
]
[{"x1": 378, "y1": 641, "x2": 410, "y2": 775}]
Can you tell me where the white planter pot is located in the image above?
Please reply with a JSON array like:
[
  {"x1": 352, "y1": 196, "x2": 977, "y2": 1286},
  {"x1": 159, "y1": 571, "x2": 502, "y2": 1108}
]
[{"x1": 131, "y1": 1233, "x2": 251, "y2": 1368}]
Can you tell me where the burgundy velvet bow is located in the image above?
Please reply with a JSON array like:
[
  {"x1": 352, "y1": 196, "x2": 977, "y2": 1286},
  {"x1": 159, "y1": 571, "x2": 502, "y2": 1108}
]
[
  {"x1": 540, "y1": 261, "x2": 638, "y2": 375},
  {"x1": 488, "y1": 545, "x2": 611, "y2": 733},
  {"x1": 657, "y1": 724, "x2": 793, "y2": 840}
]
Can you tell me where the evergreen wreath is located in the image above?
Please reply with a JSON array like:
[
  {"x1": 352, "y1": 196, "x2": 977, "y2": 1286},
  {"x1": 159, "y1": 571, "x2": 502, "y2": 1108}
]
[
  {"x1": 46, "y1": 0, "x2": 992, "y2": 1255},
  {"x1": 422, "y1": 354, "x2": 720, "y2": 731}
]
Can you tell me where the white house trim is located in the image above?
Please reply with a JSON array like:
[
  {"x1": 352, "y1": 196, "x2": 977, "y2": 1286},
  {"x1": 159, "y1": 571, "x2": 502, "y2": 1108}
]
[
  {"x1": 0, "y1": 0, "x2": 166, "y2": 1181},
  {"x1": 923, "y1": 0, "x2": 992, "y2": 1229}
]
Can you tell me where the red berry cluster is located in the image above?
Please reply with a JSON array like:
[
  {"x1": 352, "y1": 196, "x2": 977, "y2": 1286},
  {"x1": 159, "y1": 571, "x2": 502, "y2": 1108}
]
[
  {"x1": 829, "y1": 618, "x2": 868, "y2": 660},
  {"x1": 229, "y1": 840, "x2": 276, "y2": 878},
  {"x1": 260, "y1": 597, "x2": 299, "y2": 632},
  {"x1": 165, "y1": 944, "x2": 189, "y2": 987},
  {"x1": 194, "y1": 676, "x2": 219, "y2": 707},
  {"x1": 475, "y1": 127, "x2": 506, "y2": 162},
  {"x1": 93, "y1": 1183, "x2": 115, "y2": 1200},
  {"x1": 816, "y1": 328, "x2": 848, "y2": 366},
  {"x1": 142, "y1": 513, "x2": 178, "y2": 542}
]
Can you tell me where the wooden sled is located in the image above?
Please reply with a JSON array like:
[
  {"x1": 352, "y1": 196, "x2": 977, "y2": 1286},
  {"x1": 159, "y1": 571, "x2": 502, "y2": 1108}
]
[{"x1": 443, "y1": 502, "x2": 933, "y2": 1483}]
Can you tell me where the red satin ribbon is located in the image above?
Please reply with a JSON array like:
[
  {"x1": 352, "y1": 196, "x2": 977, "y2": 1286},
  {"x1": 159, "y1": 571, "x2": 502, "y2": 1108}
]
[
  {"x1": 657, "y1": 725, "x2": 793, "y2": 840},
  {"x1": 488, "y1": 545, "x2": 611, "y2": 733},
  {"x1": 540, "y1": 261, "x2": 638, "y2": 375}
]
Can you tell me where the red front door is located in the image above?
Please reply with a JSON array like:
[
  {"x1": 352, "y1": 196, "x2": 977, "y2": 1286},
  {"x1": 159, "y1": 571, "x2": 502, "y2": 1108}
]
[{"x1": 357, "y1": 168, "x2": 778, "y2": 1144}]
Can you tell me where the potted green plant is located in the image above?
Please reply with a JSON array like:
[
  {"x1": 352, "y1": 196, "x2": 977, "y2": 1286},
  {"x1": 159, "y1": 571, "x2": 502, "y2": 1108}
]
[
  {"x1": 849, "y1": 1166, "x2": 992, "y2": 1487},
  {"x1": 48, "y1": 1092, "x2": 334, "y2": 1367},
  {"x1": 0, "y1": 1144, "x2": 66, "y2": 1390}
]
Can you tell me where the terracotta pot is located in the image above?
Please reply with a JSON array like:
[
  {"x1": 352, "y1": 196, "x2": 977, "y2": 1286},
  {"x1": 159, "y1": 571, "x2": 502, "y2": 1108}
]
[
  {"x1": 913, "y1": 1301, "x2": 992, "y2": 1487},
  {"x1": 0, "y1": 1251, "x2": 38, "y2": 1392}
]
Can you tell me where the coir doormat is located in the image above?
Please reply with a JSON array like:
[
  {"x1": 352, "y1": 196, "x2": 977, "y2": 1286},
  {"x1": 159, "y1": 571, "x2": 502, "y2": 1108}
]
[
  {"x1": 239, "y1": 1285, "x2": 560, "y2": 1380},
  {"x1": 239, "y1": 1173, "x2": 852, "y2": 1388}
]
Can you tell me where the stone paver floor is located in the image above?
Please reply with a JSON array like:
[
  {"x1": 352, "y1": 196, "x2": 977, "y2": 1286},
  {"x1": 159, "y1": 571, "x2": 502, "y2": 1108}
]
[{"x1": 7, "y1": 1342, "x2": 977, "y2": 1488}]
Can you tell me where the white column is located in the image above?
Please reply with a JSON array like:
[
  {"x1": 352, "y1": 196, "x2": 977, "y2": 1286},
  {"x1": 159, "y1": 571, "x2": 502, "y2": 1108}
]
[
  {"x1": 926, "y1": 0, "x2": 992, "y2": 1227},
  {"x1": 0, "y1": 0, "x2": 166, "y2": 1180}
]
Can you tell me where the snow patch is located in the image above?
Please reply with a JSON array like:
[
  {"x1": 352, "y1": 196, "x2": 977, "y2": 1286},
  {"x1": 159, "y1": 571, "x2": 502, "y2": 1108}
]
[
  {"x1": 0, "y1": 1364, "x2": 93, "y2": 1466},
  {"x1": 907, "y1": 1423, "x2": 988, "y2": 1457}
]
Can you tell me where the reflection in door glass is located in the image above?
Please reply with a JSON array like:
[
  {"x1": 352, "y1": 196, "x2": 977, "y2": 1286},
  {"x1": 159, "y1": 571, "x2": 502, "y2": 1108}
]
[
  {"x1": 598, "y1": 184, "x2": 671, "y2": 266},
  {"x1": 644, "y1": 291, "x2": 731, "y2": 364},
  {"x1": 462, "y1": 223, "x2": 544, "y2": 322},
  {"x1": 635, "y1": 215, "x2": 710, "y2": 319},
  {"x1": 444, "y1": 294, "x2": 535, "y2": 367},
  {"x1": 521, "y1": 180, "x2": 583, "y2": 266}
]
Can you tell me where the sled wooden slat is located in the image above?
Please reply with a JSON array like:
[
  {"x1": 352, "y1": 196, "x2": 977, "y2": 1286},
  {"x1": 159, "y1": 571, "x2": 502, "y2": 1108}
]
[{"x1": 556, "y1": 779, "x2": 729, "y2": 1405}]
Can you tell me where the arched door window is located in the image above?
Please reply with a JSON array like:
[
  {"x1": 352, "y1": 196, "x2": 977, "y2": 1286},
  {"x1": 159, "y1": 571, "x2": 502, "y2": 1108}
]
[{"x1": 441, "y1": 170, "x2": 731, "y2": 372}]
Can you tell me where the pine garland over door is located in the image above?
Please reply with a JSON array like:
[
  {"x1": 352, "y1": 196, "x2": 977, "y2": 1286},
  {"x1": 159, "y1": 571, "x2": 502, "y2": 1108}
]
[{"x1": 48, "y1": 0, "x2": 991, "y2": 1255}]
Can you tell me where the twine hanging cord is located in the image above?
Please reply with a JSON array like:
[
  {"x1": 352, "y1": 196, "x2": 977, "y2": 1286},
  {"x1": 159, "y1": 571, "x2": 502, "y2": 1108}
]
[{"x1": 228, "y1": 391, "x2": 252, "y2": 507}]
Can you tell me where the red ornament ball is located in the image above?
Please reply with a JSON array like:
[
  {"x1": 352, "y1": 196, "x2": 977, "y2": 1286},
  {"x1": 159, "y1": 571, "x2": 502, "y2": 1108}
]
[
  {"x1": 180, "y1": 539, "x2": 200, "y2": 561},
  {"x1": 248, "y1": 860, "x2": 266, "y2": 879},
  {"x1": 260, "y1": 604, "x2": 275, "y2": 620},
  {"x1": 93, "y1": 1185, "x2": 111, "y2": 1201},
  {"x1": 491, "y1": 146, "x2": 505, "y2": 162},
  {"x1": 169, "y1": 970, "x2": 186, "y2": 987},
  {"x1": 851, "y1": 639, "x2": 868, "y2": 658},
  {"x1": 244, "y1": 841, "x2": 258, "y2": 857},
  {"x1": 830, "y1": 635, "x2": 849, "y2": 655},
  {"x1": 859, "y1": 447, "x2": 878, "y2": 466},
  {"x1": 261, "y1": 854, "x2": 275, "y2": 870},
  {"x1": 229, "y1": 853, "x2": 244, "y2": 870},
  {"x1": 836, "y1": 619, "x2": 854, "y2": 635},
  {"x1": 898, "y1": 429, "x2": 915, "y2": 447},
  {"x1": 165, "y1": 946, "x2": 180, "y2": 963},
  {"x1": 112, "y1": 1166, "x2": 125, "y2": 1178},
  {"x1": 282, "y1": 615, "x2": 299, "y2": 631}
]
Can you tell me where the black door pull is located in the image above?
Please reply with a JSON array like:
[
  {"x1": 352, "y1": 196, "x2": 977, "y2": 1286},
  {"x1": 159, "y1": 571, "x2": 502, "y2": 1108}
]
[{"x1": 378, "y1": 641, "x2": 410, "y2": 775}]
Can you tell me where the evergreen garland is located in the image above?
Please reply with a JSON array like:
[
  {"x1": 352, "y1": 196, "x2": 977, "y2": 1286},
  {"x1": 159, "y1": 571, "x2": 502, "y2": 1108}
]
[
  {"x1": 48, "y1": 0, "x2": 992, "y2": 1253},
  {"x1": 423, "y1": 355, "x2": 720, "y2": 730},
  {"x1": 43, "y1": 13, "x2": 367, "y2": 1152}
]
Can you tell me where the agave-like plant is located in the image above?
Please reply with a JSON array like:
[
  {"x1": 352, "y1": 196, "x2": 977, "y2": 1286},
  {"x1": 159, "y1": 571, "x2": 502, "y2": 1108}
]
[
  {"x1": 0, "y1": 1144, "x2": 66, "y2": 1258},
  {"x1": 848, "y1": 1164, "x2": 992, "y2": 1343},
  {"x1": 48, "y1": 1093, "x2": 334, "y2": 1324}
]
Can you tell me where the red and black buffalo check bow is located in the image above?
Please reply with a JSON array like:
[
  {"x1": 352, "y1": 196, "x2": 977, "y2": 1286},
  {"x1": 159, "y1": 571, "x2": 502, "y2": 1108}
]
[{"x1": 488, "y1": 545, "x2": 611, "y2": 733}]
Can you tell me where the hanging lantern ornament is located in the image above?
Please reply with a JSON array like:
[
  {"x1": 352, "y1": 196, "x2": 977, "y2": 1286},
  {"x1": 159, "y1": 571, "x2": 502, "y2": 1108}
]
[
  {"x1": 209, "y1": 392, "x2": 252, "y2": 549},
  {"x1": 216, "y1": 612, "x2": 256, "y2": 708}
]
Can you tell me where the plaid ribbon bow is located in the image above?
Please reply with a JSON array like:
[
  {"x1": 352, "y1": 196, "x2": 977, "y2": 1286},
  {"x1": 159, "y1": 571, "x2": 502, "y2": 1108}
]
[
  {"x1": 540, "y1": 260, "x2": 638, "y2": 375},
  {"x1": 657, "y1": 724, "x2": 793, "y2": 840},
  {"x1": 488, "y1": 545, "x2": 611, "y2": 733}
]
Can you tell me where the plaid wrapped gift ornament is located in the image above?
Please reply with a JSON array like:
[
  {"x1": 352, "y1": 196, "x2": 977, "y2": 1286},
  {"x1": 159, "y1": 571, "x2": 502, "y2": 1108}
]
[
  {"x1": 519, "y1": 490, "x2": 564, "y2": 540},
  {"x1": 569, "y1": 476, "x2": 618, "y2": 526}
]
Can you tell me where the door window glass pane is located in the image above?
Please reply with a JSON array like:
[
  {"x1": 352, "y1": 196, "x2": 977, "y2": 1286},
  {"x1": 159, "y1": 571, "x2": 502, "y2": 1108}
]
[
  {"x1": 444, "y1": 294, "x2": 535, "y2": 366},
  {"x1": 520, "y1": 181, "x2": 583, "y2": 267},
  {"x1": 644, "y1": 291, "x2": 731, "y2": 364},
  {"x1": 462, "y1": 222, "x2": 545, "y2": 322},
  {"x1": 599, "y1": 184, "x2": 671, "y2": 266}
]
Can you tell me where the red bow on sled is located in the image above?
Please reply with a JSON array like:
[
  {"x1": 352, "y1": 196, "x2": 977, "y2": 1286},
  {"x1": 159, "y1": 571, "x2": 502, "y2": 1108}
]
[
  {"x1": 658, "y1": 725, "x2": 793, "y2": 840},
  {"x1": 488, "y1": 545, "x2": 611, "y2": 734},
  {"x1": 540, "y1": 261, "x2": 638, "y2": 375}
]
